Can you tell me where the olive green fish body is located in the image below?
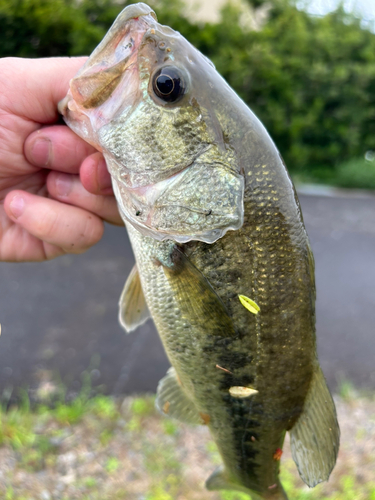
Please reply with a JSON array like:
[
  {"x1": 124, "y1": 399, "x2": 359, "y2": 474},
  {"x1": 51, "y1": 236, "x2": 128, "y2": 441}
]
[
  {"x1": 59, "y1": 3, "x2": 339, "y2": 498},
  {"x1": 126, "y1": 138, "x2": 314, "y2": 497}
]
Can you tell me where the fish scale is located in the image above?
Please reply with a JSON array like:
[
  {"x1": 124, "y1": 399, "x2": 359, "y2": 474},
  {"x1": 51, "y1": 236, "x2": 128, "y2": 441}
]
[
  {"x1": 59, "y1": 3, "x2": 339, "y2": 498},
  {"x1": 126, "y1": 204, "x2": 310, "y2": 497}
]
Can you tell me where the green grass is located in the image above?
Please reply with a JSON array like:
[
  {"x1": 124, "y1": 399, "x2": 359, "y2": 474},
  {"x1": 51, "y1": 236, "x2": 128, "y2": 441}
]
[
  {"x1": 82, "y1": 477, "x2": 98, "y2": 488},
  {"x1": 220, "y1": 492, "x2": 250, "y2": 500},
  {"x1": 162, "y1": 419, "x2": 178, "y2": 436},
  {"x1": 0, "y1": 391, "x2": 373, "y2": 499},
  {"x1": 130, "y1": 396, "x2": 156, "y2": 417},
  {"x1": 105, "y1": 456, "x2": 120, "y2": 474},
  {"x1": 338, "y1": 379, "x2": 357, "y2": 401}
]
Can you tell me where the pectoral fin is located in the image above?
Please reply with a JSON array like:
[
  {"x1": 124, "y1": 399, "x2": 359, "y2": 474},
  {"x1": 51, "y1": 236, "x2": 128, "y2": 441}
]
[
  {"x1": 162, "y1": 247, "x2": 237, "y2": 338},
  {"x1": 118, "y1": 265, "x2": 150, "y2": 333},
  {"x1": 156, "y1": 367, "x2": 203, "y2": 425},
  {"x1": 290, "y1": 363, "x2": 340, "y2": 487}
]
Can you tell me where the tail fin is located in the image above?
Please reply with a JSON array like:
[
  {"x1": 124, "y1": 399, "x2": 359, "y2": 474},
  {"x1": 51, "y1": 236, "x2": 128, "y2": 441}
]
[{"x1": 290, "y1": 363, "x2": 340, "y2": 487}]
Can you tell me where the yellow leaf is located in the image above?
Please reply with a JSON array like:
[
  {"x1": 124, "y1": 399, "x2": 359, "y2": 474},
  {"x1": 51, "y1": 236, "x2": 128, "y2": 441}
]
[
  {"x1": 238, "y1": 295, "x2": 260, "y2": 315},
  {"x1": 229, "y1": 386, "x2": 258, "y2": 398}
]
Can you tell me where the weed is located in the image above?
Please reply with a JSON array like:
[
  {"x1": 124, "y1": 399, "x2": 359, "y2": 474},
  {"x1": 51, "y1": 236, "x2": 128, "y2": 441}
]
[
  {"x1": 90, "y1": 395, "x2": 119, "y2": 420},
  {"x1": 146, "y1": 473, "x2": 183, "y2": 500},
  {"x1": 3, "y1": 487, "x2": 28, "y2": 500},
  {"x1": 53, "y1": 396, "x2": 89, "y2": 425},
  {"x1": 83, "y1": 477, "x2": 98, "y2": 488},
  {"x1": 144, "y1": 442, "x2": 181, "y2": 477},
  {"x1": 162, "y1": 419, "x2": 178, "y2": 436},
  {"x1": 105, "y1": 456, "x2": 120, "y2": 474},
  {"x1": 5, "y1": 487, "x2": 14, "y2": 500},
  {"x1": 220, "y1": 491, "x2": 250, "y2": 499},
  {"x1": 124, "y1": 396, "x2": 156, "y2": 432},
  {"x1": 99, "y1": 428, "x2": 114, "y2": 445},
  {"x1": 126, "y1": 415, "x2": 142, "y2": 432},
  {"x1": 0, "y1": 407, "x2": 35, "y2": 449},
  {"x1": 20, "y1": 447, "x2": 44, "y2": 472},
  {"x1": 131, "y1": 396, "x2": 155, "y2": 417},
  {"x1": 338, "y1": 380, "x2": 356, "y2": 401},
  {"x1": 146, "y1": 486, "x2": 174, "y2": 500}
]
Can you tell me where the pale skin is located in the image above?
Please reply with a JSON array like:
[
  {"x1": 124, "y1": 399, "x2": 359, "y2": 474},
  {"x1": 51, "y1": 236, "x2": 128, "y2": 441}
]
[{"x1": 0, "y1": 57, "x2": 122, "y2": 262}]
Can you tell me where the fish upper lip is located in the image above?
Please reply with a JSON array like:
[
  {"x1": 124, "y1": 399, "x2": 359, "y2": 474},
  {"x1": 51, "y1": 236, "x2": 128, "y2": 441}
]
[{"x1": 59, "y1": 5, "x2": 156, "y2": 121}]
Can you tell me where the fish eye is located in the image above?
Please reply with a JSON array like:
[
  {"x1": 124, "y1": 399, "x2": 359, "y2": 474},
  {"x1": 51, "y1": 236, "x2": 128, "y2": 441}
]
[{"x1": 152, "y1": 66, "x2": 185, "y2": 103}]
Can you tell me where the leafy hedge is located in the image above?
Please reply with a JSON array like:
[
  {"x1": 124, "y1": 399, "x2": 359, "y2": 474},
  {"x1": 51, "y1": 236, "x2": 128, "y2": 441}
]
[{"x1": 1, "y1": 0, "x2": 374, "y2": 175}]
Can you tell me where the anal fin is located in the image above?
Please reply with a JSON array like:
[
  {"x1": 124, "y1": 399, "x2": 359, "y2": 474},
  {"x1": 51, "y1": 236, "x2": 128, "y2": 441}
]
[
  {"x1": 156, "y1": 367, "x2": 202, "y2": 425},
  {"x1": 206, "y1": 467, "x2": 241, "y2": 493},
  {"x1": 119, "y1": 264, "x2": 150, "y2": 333},
  {"x1": 206, "y1": 467, "x2": 287, "y2": 499},
  {"x1": 290, "y1": 363, "x2": 340, "y2": 487}
]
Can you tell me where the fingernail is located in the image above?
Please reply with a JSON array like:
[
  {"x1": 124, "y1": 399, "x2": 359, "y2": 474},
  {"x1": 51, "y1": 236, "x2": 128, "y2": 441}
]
[
  {"x1": 9, "y1": 195, "x2": 25, "y2": 219},
  {"x1": 55, "y1": 173, "x2": 73, "y2": 197},
  {"x1": 30, "y1": 137, "x2": 52, "y2": 166},
  {"x1": 97, "y1": 157, "x2": 112, "y2": 191}
]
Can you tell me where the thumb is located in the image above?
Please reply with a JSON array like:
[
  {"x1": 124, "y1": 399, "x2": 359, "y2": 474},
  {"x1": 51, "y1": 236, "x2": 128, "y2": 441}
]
[{"x1": 0, "y1": 56, "x2": 87, "y2": 123}]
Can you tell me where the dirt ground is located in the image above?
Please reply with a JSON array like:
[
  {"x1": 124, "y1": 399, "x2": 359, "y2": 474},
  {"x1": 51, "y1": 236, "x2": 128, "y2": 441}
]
[{"x1": 0, "y1": 390, "x2": 374, "y2": 500}]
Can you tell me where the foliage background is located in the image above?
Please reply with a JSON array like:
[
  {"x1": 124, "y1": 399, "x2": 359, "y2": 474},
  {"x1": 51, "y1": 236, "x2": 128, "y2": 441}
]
[{"x1": 1, "y1": 0, "x2": 375, "y2": 184}]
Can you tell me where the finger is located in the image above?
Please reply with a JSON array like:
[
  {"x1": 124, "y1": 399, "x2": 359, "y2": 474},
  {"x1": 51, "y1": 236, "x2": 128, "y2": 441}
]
[
  {"x1": 25, "y1": 125, "x2": 97, "y2": 173},
  {"x1": 0, "y1": 57, "x2": 87, "y2": 123},
  {"x1": 47, "y1": 172, "x2": 123, "y2": 226},
  {"x1": 80, "y1": 152, "x2": 114, "y2": 195},
  {"x1": 0, "y1": 221, "x2": 67, "y2": 262},
  {"x1": 4, "y1": 190, "x2": 104, "y2": 254}
]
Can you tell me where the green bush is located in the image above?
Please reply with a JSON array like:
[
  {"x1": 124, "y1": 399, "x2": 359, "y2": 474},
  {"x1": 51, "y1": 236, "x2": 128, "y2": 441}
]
[
  {"x1": 335, "y1": 156, "x2": 375, "y2": 189},
  {"x1": 1, "y1": 0, "x2": 375, "y2": 182},
  {"x1": 193, "y1": 1, "x2": 375, "y2": 173}
]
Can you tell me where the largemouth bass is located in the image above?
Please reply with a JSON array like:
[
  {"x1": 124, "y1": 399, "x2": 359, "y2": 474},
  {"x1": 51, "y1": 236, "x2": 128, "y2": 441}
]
[{"x1": 59, "y1": 3, "x2": 340, "y2": 498}]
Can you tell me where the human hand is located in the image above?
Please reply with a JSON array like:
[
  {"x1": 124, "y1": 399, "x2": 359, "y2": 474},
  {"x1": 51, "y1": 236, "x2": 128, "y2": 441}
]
[{"x1": 0, "y1": 57, "x2": 122, "y2": 262}]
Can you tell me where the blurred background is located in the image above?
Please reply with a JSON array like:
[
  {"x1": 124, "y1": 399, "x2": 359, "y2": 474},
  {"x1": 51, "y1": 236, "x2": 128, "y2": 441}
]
[
  {"x1": 1, "y1": 1, "x2": 375, "y2": 499},
  {"x1": 0, "y1": 0, "x2": 375, "y2": 398}
]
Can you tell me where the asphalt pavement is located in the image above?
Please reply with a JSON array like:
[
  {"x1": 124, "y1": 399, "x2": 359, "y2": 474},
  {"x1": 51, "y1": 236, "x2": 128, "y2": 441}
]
[{"x1": 0, "y1": 188, "x2": 374, "y2": 398}]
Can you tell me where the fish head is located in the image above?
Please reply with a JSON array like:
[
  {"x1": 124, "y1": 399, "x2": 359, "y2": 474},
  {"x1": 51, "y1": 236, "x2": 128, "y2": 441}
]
[{"x1": 59, "y1": 2, "x2": 244, "y2": 243}]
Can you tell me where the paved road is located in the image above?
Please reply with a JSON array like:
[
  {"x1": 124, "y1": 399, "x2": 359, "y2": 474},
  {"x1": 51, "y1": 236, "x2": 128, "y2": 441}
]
[{"x1": 0, "y1": 190, "x2": 374, "y2": 398}]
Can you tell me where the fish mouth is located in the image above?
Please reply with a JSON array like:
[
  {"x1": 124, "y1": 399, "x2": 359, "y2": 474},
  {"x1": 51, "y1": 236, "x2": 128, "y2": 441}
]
[{"x1": 58, "y1": 4, "x2": 157, "y2": 143}]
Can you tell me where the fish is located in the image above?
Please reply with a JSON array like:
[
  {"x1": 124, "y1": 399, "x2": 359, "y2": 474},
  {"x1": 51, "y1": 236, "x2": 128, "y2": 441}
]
[{"x1": 58, "y1": 3, "x2": 340, "y2": 498}]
